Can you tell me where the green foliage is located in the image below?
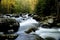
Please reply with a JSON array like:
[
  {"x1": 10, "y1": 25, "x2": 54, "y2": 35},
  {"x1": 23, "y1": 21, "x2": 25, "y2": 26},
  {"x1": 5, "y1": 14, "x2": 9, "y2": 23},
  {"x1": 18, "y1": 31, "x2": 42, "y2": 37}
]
[
  {"x1": 35, "y1": 0, "x2": 46, "y2": 15},
  {"x1": 0, "y1": 0, "x2": 39, "y2": 14},
  {"x1": 35, "y1": 0, "x2": 57, "y2": 16},
  {"x1": 0, "y1": 0, "x2": 16, "y2": 14},
  {"x1": 0, "y1": 0, "x2": 32, "y2": 14},
  {"x1": 15, "y1": 0, "x2": 30, "y2": 13},
  {"x1": 44, "y1": 0, "x2": 57, "y2": 15},
  {"x1": 0, "y1": 0, "x2": 57, "y2": 14}
]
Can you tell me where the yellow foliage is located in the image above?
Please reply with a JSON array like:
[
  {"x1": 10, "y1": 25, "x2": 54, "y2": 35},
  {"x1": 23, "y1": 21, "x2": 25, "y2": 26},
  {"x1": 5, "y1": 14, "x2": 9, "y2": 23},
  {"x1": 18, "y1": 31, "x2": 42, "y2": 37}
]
[
  {"x1": 14, "y1": 0, "x2": 38, "y2": 13},
  {"x1": 0, "y1": 0, "x2": 38, "y2": 13},
  {"x1": 1, "y1": 0, "x2": 15, "y2": 13},
  {"x1": 28, "y1": 0, "x2": 38, "y2": 12},
  {"x1": 1, "y1": 0, "x2": 15, "y2": 7}
]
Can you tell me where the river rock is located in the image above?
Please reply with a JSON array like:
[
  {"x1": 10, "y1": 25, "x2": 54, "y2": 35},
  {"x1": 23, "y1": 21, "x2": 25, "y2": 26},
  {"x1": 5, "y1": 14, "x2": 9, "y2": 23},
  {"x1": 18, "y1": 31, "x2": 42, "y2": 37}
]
[
  {"x1": 0, "y1": 18, "x2": 19, "y2": 34},
  {"x1": 33, "y1": 15, "x2": 41, "y2": 21},
  {"x1": 45, "y1": 37, "x2": 56, "y2": 40},
  {"x1": 25, "y1": 27, "x2": 38, "y2": 34}
]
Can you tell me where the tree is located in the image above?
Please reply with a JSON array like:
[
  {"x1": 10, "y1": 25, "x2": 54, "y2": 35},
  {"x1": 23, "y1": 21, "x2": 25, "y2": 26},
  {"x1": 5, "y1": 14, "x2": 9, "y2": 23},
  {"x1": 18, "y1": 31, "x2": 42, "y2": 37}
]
[
  {"x1": 0, "y1": 0, "x2": 1, "y2": 2},
  {"x1": 15, "y1": 0, "x2": 38, "y2": 13},
  {"x1": 44, "y1": 0, "x2": 57, "y2": 16},
  {"x1": 35, "y1": 0, "x2": 46, "y2": 16},
  {"x1": 0, "y1": 0, "x2": 15, "y2": 14},
  {"x1": 35, "y1": 0, "x2": 57, "y2": 16}
]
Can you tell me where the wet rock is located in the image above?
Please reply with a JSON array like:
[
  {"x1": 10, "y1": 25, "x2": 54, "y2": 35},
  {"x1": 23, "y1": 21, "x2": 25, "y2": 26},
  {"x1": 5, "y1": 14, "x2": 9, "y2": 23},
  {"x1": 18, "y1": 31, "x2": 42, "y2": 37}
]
[
  {"x1": 33, "y1": 15, "x2": 41, "y2": 21},
  {"x1": 41, "y1": 24, "x2": 50, "y2": 28},
  {"x1": 0, "y1": 14, "x2": 4, "y2": 18},
  {"x1": 20, "y1": 14, "x2": 22, "y2": 17},
  {"x1": 0, "y1": 18, "x2": 19, "y2": 34},
  {"x1": 45, "y1": 37, "x2": 56, "y2": 40},
  {"x1": 40, "y1": 16, "x2": 59, "y2": 28},
  {"x1": 25, "y1": 27, "x2": 38, "y2": 34},
  {"x1": 11, "y1": 14, "x2": 19, "y2": 18},
  {"x1": 28, "y1": 14, "x2": 32, "y2": 16}
]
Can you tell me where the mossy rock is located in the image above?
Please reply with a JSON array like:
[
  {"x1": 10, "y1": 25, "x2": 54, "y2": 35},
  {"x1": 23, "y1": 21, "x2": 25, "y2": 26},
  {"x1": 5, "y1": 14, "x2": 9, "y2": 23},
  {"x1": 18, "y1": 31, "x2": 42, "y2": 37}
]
[{"x1": 0, "y1": 18, "x2": 19, "y2": 34}]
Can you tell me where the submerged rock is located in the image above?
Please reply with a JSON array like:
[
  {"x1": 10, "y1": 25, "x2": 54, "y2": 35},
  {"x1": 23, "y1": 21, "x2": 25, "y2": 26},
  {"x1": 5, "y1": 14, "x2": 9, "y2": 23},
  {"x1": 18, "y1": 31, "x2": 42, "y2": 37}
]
[
  {"x1": 45, "y1": 37, "x2": 56, "y2": 40},
  {"x1": 15, "y1": 34, "x2": 44, "y2": 40}
]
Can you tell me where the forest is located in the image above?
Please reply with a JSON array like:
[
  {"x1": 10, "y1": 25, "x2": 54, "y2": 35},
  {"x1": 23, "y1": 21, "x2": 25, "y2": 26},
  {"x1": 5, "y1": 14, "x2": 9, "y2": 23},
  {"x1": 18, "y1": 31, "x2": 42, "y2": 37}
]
[
  {"x1": 0, "y1": 0, "x2": 57, "y2": 16},
  {"x1": 0, "y1": 0, "x2": 59, "y2": 23}
]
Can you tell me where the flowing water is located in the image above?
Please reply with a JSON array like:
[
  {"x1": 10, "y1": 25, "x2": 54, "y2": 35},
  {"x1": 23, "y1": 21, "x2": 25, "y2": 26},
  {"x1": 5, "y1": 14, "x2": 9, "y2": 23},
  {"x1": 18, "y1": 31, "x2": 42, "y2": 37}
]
[
  {"x1": 16, "y1": 15, "x2": 60, "y2": 40},
  {"x1": 4, "y1": 14, "x2": 60, "y2": 40}
]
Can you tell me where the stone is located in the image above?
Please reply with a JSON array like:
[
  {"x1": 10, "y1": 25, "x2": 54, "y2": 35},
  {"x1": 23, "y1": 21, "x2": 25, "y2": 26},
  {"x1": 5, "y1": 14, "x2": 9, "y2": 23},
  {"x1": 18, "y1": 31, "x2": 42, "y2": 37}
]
[
  {"x1": 25, "y1": 27, "x2": 38, "y2": 34},
  {"x1": 33, "y1": 15, "x2": 41, "y2": 21},
  {"x1": 45, "y1": 37, "x2": 56, "y2": 40},
  {"x1": 0, "y1": 18, "x2": 19, "y2": 34}
]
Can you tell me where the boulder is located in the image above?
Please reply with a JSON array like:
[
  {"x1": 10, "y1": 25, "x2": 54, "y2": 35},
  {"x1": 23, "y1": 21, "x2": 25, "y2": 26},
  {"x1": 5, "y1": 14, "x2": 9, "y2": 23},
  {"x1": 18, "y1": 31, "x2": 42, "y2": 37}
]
[
  {"x1": 0, "y1": 18, "x2": 19, "y2": 34},
  {"x1": 33, "y1": 15, "x2": 41, "y2": 21},
  {"x1": 25, "y1": 27, "x2": 38, "y2": 34}
]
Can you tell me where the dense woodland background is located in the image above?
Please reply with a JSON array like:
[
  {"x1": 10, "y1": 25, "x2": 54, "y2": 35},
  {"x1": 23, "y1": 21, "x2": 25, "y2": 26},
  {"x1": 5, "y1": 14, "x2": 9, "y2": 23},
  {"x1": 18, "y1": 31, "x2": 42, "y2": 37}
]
[{"x1": 0, "y1": 0, "x2": 57, "y2": 16}]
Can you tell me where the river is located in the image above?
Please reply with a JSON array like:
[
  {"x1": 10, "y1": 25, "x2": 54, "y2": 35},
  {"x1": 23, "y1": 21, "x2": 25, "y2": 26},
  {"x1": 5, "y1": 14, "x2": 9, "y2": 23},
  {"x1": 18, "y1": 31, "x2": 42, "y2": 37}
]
[
  {"x1": 3, "y1": 14, "x2": 60, "y2": 40},
  {"x1": 15, "y1": 15, "x2": 60, "y2": 40}
]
